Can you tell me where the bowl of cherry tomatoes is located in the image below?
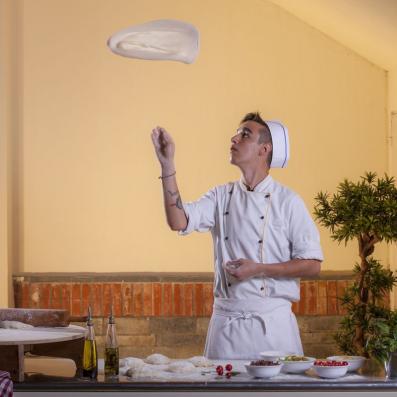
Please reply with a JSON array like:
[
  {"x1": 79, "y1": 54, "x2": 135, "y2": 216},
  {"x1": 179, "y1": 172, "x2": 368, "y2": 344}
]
[
  {"x1": 326, "y1": 355, "x2": 366, "y2": 372},
  {"x1": 244, "y1": 360, "x2": 282, "y2": 378},
  {"x1": 313, "y1": 360, "x2": 349, "y2": 378}
]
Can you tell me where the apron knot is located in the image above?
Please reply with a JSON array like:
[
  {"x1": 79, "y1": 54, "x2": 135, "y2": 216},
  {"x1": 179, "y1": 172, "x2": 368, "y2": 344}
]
[
  {"x1": 221, "y1": 310, "x2": 266, "y2": 332},
  {"x1": 242, "y1": 312, "x2": 252, "y2": 320}
]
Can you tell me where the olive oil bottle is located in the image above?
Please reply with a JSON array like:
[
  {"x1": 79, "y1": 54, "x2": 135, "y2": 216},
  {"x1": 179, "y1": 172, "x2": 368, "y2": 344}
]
[
  {"x1": 83, "y1": 306, "x2": 98, "y2": 379},
  {"x1": 104, "y1": 307, "x2": 119, "y2": 378}
]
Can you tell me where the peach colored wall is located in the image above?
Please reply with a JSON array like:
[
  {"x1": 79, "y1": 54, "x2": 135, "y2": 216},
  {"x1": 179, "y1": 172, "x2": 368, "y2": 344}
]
[
  {"x1": 1, "y1": 0, "x2": 390, "y2": 306},
  {"x1": 389, "y1": 69, "x2": 397, "y2": 308},
  {"x1": 0, "y1": 0, "x2": 9, "y2": 306},
  {"x1": 0, "y1": 0, "x2": 23, "y2": 306}
]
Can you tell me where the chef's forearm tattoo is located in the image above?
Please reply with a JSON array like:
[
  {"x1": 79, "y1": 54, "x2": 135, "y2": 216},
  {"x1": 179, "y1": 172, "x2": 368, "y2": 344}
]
[{"x1": 167, "y1": 190, "x2": 183, "y2": 210}]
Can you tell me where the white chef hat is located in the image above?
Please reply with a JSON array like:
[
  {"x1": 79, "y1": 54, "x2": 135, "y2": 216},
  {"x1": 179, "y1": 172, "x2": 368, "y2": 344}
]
[
  {"x1": 265, "y1": 120, "x2": 290, "y2": 168},
  {"x1": 107, "y1": 19, "x2": 199, "y2": 64}
]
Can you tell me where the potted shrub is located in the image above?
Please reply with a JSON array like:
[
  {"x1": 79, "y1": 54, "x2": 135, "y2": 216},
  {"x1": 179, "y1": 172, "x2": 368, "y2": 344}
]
[{"x1": 314, "y1": 172, "x2": 397, "y2": 372}]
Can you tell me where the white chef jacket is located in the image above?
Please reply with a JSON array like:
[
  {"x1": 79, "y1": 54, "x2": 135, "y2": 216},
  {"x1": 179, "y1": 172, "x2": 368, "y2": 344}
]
[{"x1": 179, "y1": 175, "x2": 324, "y2": 358}]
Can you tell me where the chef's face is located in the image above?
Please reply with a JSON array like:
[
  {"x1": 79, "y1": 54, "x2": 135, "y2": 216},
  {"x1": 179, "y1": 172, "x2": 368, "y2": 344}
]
[{"x1": 230, "y1": 121, "x2": 269, "y2": 167}]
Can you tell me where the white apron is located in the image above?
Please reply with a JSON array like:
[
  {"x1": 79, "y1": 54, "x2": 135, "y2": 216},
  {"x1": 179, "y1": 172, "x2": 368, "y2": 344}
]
[
  {"x1": 180, "y1": 176, "x2": 323, "y2": 359},
  {"x1": 204, "y1": 297, "x2": 303, "y2": 359}
]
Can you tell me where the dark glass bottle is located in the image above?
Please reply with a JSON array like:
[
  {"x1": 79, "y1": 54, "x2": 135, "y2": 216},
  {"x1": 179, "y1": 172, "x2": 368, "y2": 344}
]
[
  {"x1": 82, "y1": 306, "x2": 98, "y2": 379},
  {"x1": 104, "y1": 308, "x2": 119, "y2": 378}
]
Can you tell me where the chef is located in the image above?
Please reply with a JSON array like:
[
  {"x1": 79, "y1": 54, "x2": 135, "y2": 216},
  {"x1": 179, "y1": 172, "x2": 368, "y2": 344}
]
[{"x1": 151, "y1": 112, "x2": 323, "y2": 359}]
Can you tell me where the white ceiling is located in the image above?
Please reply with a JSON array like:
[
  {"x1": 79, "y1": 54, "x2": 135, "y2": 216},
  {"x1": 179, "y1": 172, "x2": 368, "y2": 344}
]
[{"x1": 268, "y1": 0, "x2": 397, "y2": 70}]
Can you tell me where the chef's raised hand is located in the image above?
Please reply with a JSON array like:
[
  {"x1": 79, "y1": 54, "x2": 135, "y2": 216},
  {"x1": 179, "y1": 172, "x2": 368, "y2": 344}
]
[
  {"x1": 151, "y1": 126, "x2": 188, "y2": 232},
  {"x1": 224, "y1": 259, "x2": 261, "y2": 281},
  {"x1": 151, "y1": 126, "x2": 175, "y2": 168}
]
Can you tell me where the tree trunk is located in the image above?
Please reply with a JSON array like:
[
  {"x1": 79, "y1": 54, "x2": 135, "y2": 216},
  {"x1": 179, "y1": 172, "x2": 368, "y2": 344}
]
[
  {"x1": 353, "y1": 257, "x2": 368, "y2": 356},
  {"x1": 353, "y1": 234, "x2": 373, "y2": 356}
]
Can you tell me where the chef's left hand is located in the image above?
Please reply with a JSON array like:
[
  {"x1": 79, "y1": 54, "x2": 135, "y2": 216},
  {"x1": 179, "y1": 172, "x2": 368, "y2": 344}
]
[{"x1": 224, "y1": 259, "x2": 261, "y2": 281}]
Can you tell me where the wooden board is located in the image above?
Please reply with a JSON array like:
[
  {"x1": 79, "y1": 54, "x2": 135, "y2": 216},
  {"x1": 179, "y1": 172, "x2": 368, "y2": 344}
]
[{"x1": 0, "y1": 308, "x2": 70, "y2": 327}]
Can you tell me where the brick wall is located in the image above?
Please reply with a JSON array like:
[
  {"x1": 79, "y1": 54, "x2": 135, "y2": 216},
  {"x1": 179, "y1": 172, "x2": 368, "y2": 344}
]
[{"x1": 13, "y1": 272, "x2": 356, "y2": 358}]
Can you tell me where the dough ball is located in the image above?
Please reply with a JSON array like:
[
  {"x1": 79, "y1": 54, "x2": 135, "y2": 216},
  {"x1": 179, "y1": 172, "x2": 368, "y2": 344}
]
[
  {"x1": 119, "y1": 366, "x2": 130, "y2": 376},
  {"x1": 144, "y1": 363, "x2": 169, "y2": 371},
  {"x1": 126, "y1": 366, "x2": 140, "y2": 378},
  {"x1": 124, "y1": 357, "x2": 145, "y2": 369},
  {"x1": 126, "y1": 364, "x2": 167, "y2": 379},
  {"x1": 144, "y1": 353, "x2": 171, "y2": 365},
  {"x1": 167, "y1": 360, "x2": 196, "y2": 373},
  {"x1": 188, "y1": 356, "x2": 213, "y2": 367}
]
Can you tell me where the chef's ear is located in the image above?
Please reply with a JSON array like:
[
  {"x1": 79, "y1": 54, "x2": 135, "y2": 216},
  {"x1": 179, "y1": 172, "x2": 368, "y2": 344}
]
[{"x1": 259, "y1": 142, "x2": 272, "y2": 156}]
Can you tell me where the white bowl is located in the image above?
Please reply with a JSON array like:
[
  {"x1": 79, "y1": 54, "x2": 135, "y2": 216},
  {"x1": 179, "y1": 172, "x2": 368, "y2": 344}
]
[
  {"x1": 313, "y1": 363, "x2": 348, "y2": 378},
  {"x1": 327, "y1": 356, "x2": 366, "y2": 372},
  {"x1": 281, "y1": 357, "x2": 316, "y2": 374},
  {"x1": 259, "y1": 350, "x2": 295, "y2": 361},
  {"x1": 245, "y1": 362, "x2": 282, "y2": 378}
]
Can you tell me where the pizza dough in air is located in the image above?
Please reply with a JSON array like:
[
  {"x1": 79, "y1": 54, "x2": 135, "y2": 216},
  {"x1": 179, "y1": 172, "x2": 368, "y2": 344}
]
[
  {"x1": 144, "y1": 353, "x2": 171, "y2": 365},
  {"x1": 107, "y1": 19, "x2": 199, "y2": 64}
]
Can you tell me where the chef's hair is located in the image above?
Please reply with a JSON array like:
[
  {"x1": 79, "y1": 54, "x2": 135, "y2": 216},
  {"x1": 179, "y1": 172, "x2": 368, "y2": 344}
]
[{"x1": 240, "y1": 112, "x2": 273, "y2": 167}]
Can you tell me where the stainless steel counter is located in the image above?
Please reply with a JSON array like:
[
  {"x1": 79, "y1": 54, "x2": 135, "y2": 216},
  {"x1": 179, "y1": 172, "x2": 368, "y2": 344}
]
[{"x1": 13, "y1": 359, "x2": 397, "y2": 396}]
